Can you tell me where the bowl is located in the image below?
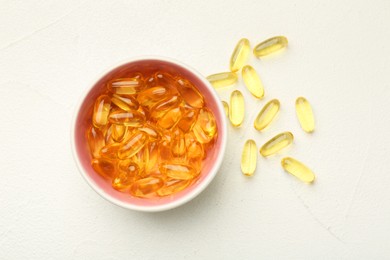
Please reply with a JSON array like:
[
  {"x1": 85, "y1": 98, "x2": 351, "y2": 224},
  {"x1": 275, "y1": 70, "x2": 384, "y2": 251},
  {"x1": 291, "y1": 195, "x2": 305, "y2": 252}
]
[{"x1": 71, "y1": 56, "x2": 227, "y2": 212}]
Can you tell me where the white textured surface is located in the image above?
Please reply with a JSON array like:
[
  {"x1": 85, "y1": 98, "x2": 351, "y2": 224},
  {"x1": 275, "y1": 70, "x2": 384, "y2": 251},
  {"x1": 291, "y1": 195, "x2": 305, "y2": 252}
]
[{"x1": 1, "y1": 0, "x2": 390, "y2": 259}]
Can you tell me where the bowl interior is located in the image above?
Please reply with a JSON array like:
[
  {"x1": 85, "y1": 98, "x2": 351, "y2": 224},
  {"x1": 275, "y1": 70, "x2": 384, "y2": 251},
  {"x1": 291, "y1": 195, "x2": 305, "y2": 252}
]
[{"x1": 73, "y1": 58, "x2": 226, "y2": 209}]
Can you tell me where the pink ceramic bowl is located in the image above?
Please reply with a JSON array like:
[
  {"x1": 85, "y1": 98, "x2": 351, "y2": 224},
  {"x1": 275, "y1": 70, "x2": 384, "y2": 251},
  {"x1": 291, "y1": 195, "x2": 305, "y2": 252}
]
[{"x1": 71, "y1": 56, "x2": 227, "y2": 212}]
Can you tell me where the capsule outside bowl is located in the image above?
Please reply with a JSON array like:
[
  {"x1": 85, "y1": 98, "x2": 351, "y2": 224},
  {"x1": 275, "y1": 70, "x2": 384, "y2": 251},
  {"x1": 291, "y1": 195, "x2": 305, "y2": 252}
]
[{"x1": 71, "y1": 56, "x2": 227, "y2": 212}]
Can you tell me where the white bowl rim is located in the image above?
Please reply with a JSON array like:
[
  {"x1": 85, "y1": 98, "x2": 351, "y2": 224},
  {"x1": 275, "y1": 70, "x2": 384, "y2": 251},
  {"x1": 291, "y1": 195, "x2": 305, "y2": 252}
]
[{"x1": 70, "y1": 55, "x2": 228, "y2": 212}]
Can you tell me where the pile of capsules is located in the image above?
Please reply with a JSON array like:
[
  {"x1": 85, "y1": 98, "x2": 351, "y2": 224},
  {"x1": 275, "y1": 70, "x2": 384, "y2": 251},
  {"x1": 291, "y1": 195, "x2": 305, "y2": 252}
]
[
  {"x1": 207, "y1": 36, "x2": 316, "y2": 183},
  {"x1": 86, "y1": 72, "x2": 217, "y2": 198}
]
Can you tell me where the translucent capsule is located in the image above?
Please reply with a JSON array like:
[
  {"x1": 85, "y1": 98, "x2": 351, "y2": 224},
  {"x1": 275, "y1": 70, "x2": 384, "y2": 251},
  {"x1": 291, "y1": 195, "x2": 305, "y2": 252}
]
[
  {"x1": 130, "y1": 177, "x2": 164, "y2": 198},
  {"x1": 108, "y1": 110, "x2": 145, "y2": 127},
  {"x1": 157, "y1": 107, "x2": 182, "y2": 129},
  {"x1": 157, "y1": 179, "x2": 191, "y2": 196},
  {"x1": 176, "y1": 106, "x2": 198, "y2": 132},
  {"x1": 86, "y1": 126, "x2": 105, "y2": 158},
  {"x1": 281, "y1": 157, "x2": 315, "y2": 183},
  {"x1": 91, "y1": 158, "x2": 116, "y2": 179},
  {"x1": 111, "y1": 124, "x2": 127, "y2": 142},
  {"x1": 222, "y1": 101, "x2": 229, "y2": 117},
  {"x1": 295, "y1": 97, "x2": 315, "y2": 133},
  {"x1": 112, "y1": 165, "x2": 138, "y2": 191},
  {"x1": 111, "y1": 94, "x2": 139, "y2": 111},
  {"x1": 118, "y1": 132, "x2": 147, "y2": 159},
  {"x1": 230, "y1": 38, "x2": 250, "y2": 72},
  {"x1": 92, "y1": 95, "x2": 111, "y2": 128},
  {"x1": 150, "y1": 95, "x2": 181, "y2": 119},
  {"x1": 254, "y1": 99, "x2": 280, "y2": 131},
  {"x1": 160, "y1": 163, "x2": 197, "y2": 180},
  {"x1": 137, "y1": 86, "x2": 171, "y2": 108},
  {"x1": 229, "y1": 90, "x2": 245, "y2": 127},
  {"x1": 242, "y1": 65, "x2": 264, "y2": 99},
  {"x1": 241, "y1": 140, "x2": 257, "y2": 176},
  {"x1": 207, "y1": 72, "x2": 238, "y2": 88},
  {"x1": 99, "y1": 143, "x2": 121, "y2": 159},
  {"x1": 260, "y1": 132, "x2": 294, "y2": 157},
  {"x1": 176, "y1": 79, "x2": 204, "y2": 108},
  {"x1": 107, "y1": 77, "x2": 144, "y2": 95},
  {"x1": 253, "y1": 36, "x2": 288, "y2": 58},
  {"x1": 192, "y1": 108, "x2": 217, "y2": 143}
]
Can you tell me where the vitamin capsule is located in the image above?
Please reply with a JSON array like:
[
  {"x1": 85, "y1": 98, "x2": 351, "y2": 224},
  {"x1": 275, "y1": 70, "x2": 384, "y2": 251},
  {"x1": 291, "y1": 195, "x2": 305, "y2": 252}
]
[
  {"x1": 99, "y1": 142, "x2": 121, "y2": 159},
  {"x1": 111, "y1": 94, "x2": 139, "y2": 111},
  {"x1": 92, "y1": 95, "x2": 111, "y2": 128},
  {"x1": 281, "y1": 157, "x2": 315, "y2": 183},
  {"x1": 107, "y1": 77, "x2": 144, "y2": 95},
  {"x1": 241, "y1": 140, "x2": 257, "y2": 176},
  {"x1": 176, "y1": 106, "x2": 198, "y2": 132},
  {"x1": 91, "y1": 158, "x2": 116, "y2": 179},
  {"x1": 254, "y1": 99, "x2": 280, "y2": 131},
  {"x1": 222, "y1": 101, "x2": 229, "y2": 117},
  {"x1": 108, "y1": 110, "x2": 145, "y2": 127},
  {"x1": 177, "y1": 79, "x2": 204, "y2": 108},
  {"x1": 260, "y1": 132, "x2": 293, "y2": 157},
  {"x1": 137, "y1": 86, "x2": 171, "y2": 108},
  {"x1": 230, "y1": 38, "x2": 250, "y2": 72},
  {"x1": 253, "y1": 36, "x2": 288, "y2": 58},
  {"x1": 295, "y1": 97, "x2": 315, "y2": 133},
  {"x1": 150, "y1": 95, "x2": 181, "y2": 119},
  {"x1": 111, "y1": 124, "x2": 127, "y2": 142},
  {"x1": 160, "y1": 163, "x2": 197, "y2": 180},
  {"x1": 118, "y1": 132, "x2": 147, "y2": 159},
  {"x1": 242, "y1": 65, "x2": 264, "y2": 99},
  {"x1": 130, "y1": 177, "x2": 164, "y2": 198},
  {"x1": 157, "y1": 179, "x2": 191, "y2": 196},
  {"x1": 86, "y1": 126, "x2": 105, "y2": 158},
  {"x1": 229, "y1": 90, "x2": 245, "y2": 127},
  {"x1": 157, "y1": 107, "x2": 182, "y2": 129},
  {"x1": 193, "y1": 108, "x2": 217, "y2": 143},
  {"x1": 207, "y1": 72, "x2": 238, "y2": 88},
  {"x1": 112, "y1": 165, "x2": 139, "y2": 191}
]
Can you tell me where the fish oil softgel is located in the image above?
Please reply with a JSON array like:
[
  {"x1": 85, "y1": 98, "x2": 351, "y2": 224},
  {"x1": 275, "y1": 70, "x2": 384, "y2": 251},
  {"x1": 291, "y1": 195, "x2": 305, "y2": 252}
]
[{"x1": 86, "y1": 71, "x2": 218, "y2": 198}]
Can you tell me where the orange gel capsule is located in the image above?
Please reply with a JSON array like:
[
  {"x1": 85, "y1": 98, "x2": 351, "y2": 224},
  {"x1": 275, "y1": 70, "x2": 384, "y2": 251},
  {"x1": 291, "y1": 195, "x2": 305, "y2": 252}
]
[
  {"x1": 118, "y1": 132, "x2": 147, "y2": 159},
  {"x1": 99, "y1": 143, "x2": 121, "y2": 159},
  {"x1": 92, "y1": 95, "x2": 111, "y2": 128},
  {"x1": 111, "y1": 94, "x2": 139, "y2": 111},
  {"x1": 108, "y1": 110, "x2": 145, "y2": 127},
  {"x1": 150, "y1": 95, "x2": 181, "y2": 118},
  {"x1": 91, "y1": 158, "x2": 116, "y2": 179},
  {"x1": 130, "y1": 177, "x2": 164, "y2": 198},
  {"x1": 160, "y1": 163, "x2": 197, "y2": 180},
  {"x1": 177, "y1": 78, "x2": 204, "y2": 108},
  {"x1": 137, "y1": 86, "x2": 171, "y2": 108},
  {"x1": 157, "y1": 107, "x2": 182, "y2": 129},
  {"x1": 192, "y1": 108, "x2": 217, "y2": 144},
  {"x1": 157, "y1": 179, "x2": 191, "y2": 196},
  {"x1": 176, "y1": 106, "x2": 198, "y2": 132},
  {"x1": 86, "y1": 126, "x2": 105, "y2": 158},
  {"x1": 111, "y1": 124, "x2": 127, "y2": 142},
  {"x1": 112, "y1": 165, "x2": 139, "y2": 191},
  {"x1": 107, "y1": 77, "x2": 144, "y2": 95}
]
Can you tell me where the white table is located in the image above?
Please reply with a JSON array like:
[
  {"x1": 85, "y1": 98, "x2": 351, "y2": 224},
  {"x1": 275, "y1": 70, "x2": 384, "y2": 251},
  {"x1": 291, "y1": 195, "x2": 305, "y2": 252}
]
[{"x1": 1, "y1": 0, "x2": 389, "y2": 259}]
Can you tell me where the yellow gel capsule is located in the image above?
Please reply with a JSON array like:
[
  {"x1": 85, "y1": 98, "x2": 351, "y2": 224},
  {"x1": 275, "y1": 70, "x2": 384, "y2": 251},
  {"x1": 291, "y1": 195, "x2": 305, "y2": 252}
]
[
  {"x1": 254, "y1": 99, "x2": 280, "y2": 131},
  {"x1": 229, "y1": 90, "x2": 245, "y2": 127},
  {"x1": 222, "y1": 101, "x2": 229, "y2": 117},
  {"x1": 230, "y1": 38, "x2": 250, "y2": 72},
  {"x1": 91, "y1": 158, "x2": 116, "y2": 179},
  {"x1": 108, "y1": 110, "x2": 145, "y2": 127},
  {"x1": 111, "y1": 94, "x2": 139, "y2": 111},
  {"x1": 207, "y1": 72, "x2": 238, "y2": 88},
  {"x1": 86, "y1": 126, "x2": 105, "y2": 158},
  {"x1": 130, "y1": 177, "x2": 164, "y2": 198},
  {"x1": 111, "y1": 124, "x2": 127, "y2": 142},
  {"x1": 295, "y1": 97, "x2": 315, "y2": 133},
  {"x1": 253, "y1": 36, "x2": 288, "y2": 57},
  {"x1": 260, "y1": 132, "x2": 293, "y2": 157},
  {"x1": 118, "y1": 132, "x2": 147, "y2": 159},
  {"x1": 107, "y1": 77, "x2": 144, "y2": 95},
  {"x1": 281, "y1": 157, "x2": 315, "y2": 183},
  {"x1": 92, "y1": 95, "x2": 111, "y2": 128},
  {"x1": 241, "y1": 139, "x2": 257, "y2": 176},
  {"x1": 160, "y1": 164, "x2": 197, "y2": 180},
  {"x1": 157, "y1": 179, "x2": 191, "y2": 197},
  {"x1": 242, "y1": 65, "x2": 264, "y2": 99}
]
